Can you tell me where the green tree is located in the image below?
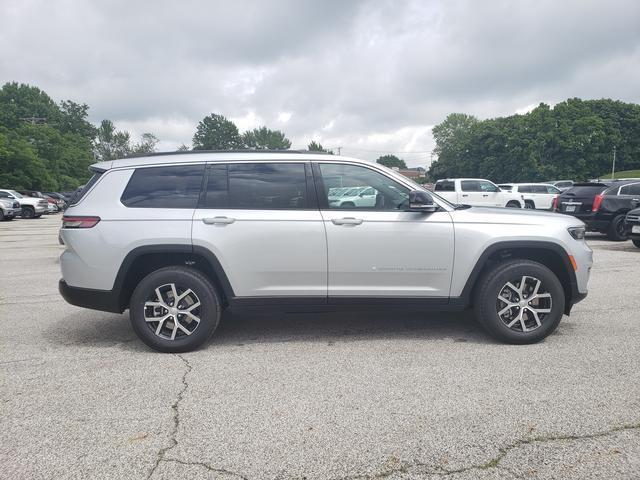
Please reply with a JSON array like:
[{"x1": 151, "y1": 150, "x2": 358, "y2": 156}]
[
  {"x1": 94, "y1": 120, "x2": 133, "y2": 161},
  {"x1": 308, "y1": 141, "x2": 332, "y2": 153},
  {"x1": 376, "y1": 154, "x2": 407, "y2": 169},
  {"x1": 242, "y1": 126, "x2": 291, "y2": 150},
  {"x1": 132, "y1": 133, "x2": 159, "y2": 154},
  {"x1": 193, "y1": 114, "x2": 242, "y2": 150}
]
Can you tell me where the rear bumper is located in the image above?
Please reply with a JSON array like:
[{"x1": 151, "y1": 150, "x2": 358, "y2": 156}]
[
  {"x1": 59, "y1": 279, "x2": 123, "y2": 313},
  {"x1": 559, "y1": 212, "x2": 609, "y2": 231}
]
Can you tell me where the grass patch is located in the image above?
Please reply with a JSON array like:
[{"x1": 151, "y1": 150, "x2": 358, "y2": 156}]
[{"x1": 600, "y1": 169, "x2": 640, "y2": 179}]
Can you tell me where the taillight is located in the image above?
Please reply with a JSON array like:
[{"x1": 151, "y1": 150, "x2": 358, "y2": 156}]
[
  {"x1": 552, "y1": 195, "x2": 559, "y2": 211},
  {"x1": 592, "y1": 194, "x2": 604, "y2": 212},
  {"x1": 62, "y1": 216, "x2": 101, "y2": 228}
]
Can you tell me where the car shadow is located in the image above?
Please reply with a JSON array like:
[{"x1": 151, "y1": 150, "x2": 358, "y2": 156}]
[{"x1": 53, "y1": 308, "x2": 493, "y2": 352}]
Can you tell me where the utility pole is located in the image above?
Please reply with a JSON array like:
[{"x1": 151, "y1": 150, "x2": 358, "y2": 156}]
[
  {"x1": 611, "y1": 145, "x2": 616, "y2": 180},
  {"x1": 336, "y1": 146, "x2": 342, "y2": 155}
]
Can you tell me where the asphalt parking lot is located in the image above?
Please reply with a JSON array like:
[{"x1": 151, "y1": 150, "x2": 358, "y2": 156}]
[{"x1": 1, "y1": 214, "x2": 639, "y2": 480}]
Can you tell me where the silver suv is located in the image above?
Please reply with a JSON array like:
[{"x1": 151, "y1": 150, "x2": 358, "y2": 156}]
[{"x1": 59, "y1": 152, "x2": 593, "y2": 352}]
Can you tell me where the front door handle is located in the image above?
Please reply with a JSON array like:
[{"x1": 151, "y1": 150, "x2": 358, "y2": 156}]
[
  {"x1": 331, "y1": 217, "x2": 363, "y2": 226},
  {"x1": 461, "y1": 194, "x2": 469, "y2": 197},
  {"x1": 202, "y1": 216, "x2": 235, "y2": 225},
  {"x1": 482, "y1": 194, "x2": 489, "y2": 197}
]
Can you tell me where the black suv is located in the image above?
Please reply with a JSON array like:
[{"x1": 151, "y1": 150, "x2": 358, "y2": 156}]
[
  {"x1": 556, "y1": 181, "x2": 640, "y2": 240},
  {"x1": 626, "y1": 207, "x2": 640, "y2": 248}
]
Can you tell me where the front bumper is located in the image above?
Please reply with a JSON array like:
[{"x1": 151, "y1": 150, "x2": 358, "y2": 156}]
[{"x1": 59, "y1": 279, "x2": 123, "y2": 313}]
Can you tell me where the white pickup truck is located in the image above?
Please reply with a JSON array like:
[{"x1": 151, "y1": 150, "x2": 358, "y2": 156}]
[{"x1": 433, "y1": 178, "x2": 524, "y2": 208}]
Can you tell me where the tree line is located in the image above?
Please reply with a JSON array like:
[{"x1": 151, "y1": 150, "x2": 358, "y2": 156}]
[
  {"x1": 3, "y1": 82, "x2": 638, "y2": 190},
  {"x1": 0, "y1": 83, "x2": 332, "y2": 191},
  {"x1": 428, "y1": 98, "x2": 640, "y2": 182}
]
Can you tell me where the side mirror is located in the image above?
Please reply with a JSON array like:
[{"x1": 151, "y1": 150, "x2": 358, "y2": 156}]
[{"x1": 408, "y1": 190, "x2": 437, "y2": 212}]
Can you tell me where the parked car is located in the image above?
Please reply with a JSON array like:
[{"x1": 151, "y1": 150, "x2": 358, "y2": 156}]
[
  {"x1": 625, "y1": 208, "x2": 640, "y2": 248},
  {"x1": 328, "y1": 186, "x2": 377, "y2": 208},
  {"x1": 0, "y1": 197, "x2": 21, "y2": 221},
  {"x1": 498, "y1": 183, "x2": 561, "y2": 210},
  {"x1": 59, "y1": 151, "x2": 592, "y2": 352},
  {"x1": 45, "y1": 192, "x2": 68, "y2": 211},
  {"x1": 18, "y1": 190, "x2": 61, "y2": 213},
  {"x1": 434, "y1": 178, "x2": 524, "y2": 208},
  {"x1": 556, "y1": 180, "x2": 640, "y2": 240},
  {"x1": 548, "y1": 180, "x2": 574, "y2": 192},
  {"x1": 0, "y1": 189, "x2": 48, "y2": 218}
]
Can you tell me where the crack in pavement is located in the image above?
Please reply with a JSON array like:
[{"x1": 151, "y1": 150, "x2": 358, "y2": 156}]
[
  {"x1": 331, "y1": 421, "x2": 640, "y2": 480},
  {"x1": 162, "y1": 459, "x2": 250, "y2": 479},
  {"x1": 146, "y1": 354, "x2": 192, "y2": 480}
]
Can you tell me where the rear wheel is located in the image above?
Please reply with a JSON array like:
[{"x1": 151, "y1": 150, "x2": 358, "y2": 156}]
[
  {"x1": 129, "y1": 266, "x2": 221, "y2": 352},
  {"x1": 21, "y1": 206, "x2": 35, "y2": 219},
  {"x1": 506, "y1": 201, "x2": 521, "y2": 208},
  {"x1": 524, "y1": 200, "x2": 535, "y2": 209},
  {"x1": 474, "y1": 259, "x2": 565, "y2": 344},
  {"x1": 606, "y1": 214, "x2": 628, "y2": 241}
]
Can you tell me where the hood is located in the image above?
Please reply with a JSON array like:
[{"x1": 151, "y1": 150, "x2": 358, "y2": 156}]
[{"x1": 450, "y1": 206, "x2": 584, "y2": 227}]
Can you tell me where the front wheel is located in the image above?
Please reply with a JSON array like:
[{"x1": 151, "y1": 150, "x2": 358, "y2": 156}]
[
  {"x1": 129, "y1": 267, "x2": 221, "y2": 352},
  {"x1": 21, "y1": 206, "x2": 35, "y2": 219},
  {"x1": 474, "y1": 259, "x2": 565, "y2": 344}
]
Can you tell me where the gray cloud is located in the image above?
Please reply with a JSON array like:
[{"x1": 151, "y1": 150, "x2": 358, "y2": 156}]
[{"x1": 1, "y1": 0, "x2": 638, "y2": 166}]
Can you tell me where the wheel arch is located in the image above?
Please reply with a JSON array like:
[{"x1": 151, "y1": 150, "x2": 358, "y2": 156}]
[
  {"x1": 114, "y1": 244, "x2": 234, "y2": 312},
  {"x1": 459, "y1": 241, "x2": 578, "y2": 315}
]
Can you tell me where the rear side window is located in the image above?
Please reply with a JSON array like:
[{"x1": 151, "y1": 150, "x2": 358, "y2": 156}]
[
  {"x1": 518, "y1": 185, "x2": 532, "y2": 193},
  {"x1": 532, "y1": 185, "x2": 548, "y2": 193},
  {"x1": 619, "y1": 183, "x2": 640, "y2": 196},
  {"x1": 121, "y1": 165, "x2": 205, "y2": 208},
  {"x1": 203, "y1": 163, "x2": 307, "y2": 209},
  {"x1": 70, "y1": 171, "x2": 103, "y2": 205},
  {"x1": 461, "y1": 180, "x2": 480, "y2": 192},
  {"x1": 434, "y1": 181, "x2": 455, "y2": 192}
]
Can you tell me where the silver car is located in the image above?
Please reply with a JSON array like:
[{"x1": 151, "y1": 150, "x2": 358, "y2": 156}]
[{"x1": 59, "y1": 151, "x2": 592, "y2": 352}]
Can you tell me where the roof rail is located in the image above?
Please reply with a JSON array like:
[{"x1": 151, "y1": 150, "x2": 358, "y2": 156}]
[{"x1": 123, "y1": 149, "x2": 333, "y2": 159}]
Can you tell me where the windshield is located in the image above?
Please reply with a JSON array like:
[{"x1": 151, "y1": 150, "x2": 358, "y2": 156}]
[{"x1": 9, "y1": 190, "x2": 23, "y2": 198}]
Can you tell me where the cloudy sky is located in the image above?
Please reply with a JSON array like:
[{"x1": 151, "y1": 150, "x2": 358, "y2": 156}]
[{"x1": 1, "y1": 0, "x2": 639, "y2": 167}]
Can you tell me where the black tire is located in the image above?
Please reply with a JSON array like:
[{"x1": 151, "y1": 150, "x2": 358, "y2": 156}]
[
  {"x1": 524, "y1": 200, "x2": 535, "y2": 209},
  {"x1": 506, "y1": 201, "x2": 521, "y2": 208},
  {"x1": 21, "y1": 206, "x2": 35, "y2": 219},
  {"x1": 0, "y1": 209, "x2": 4, "y2": 221},
  {"x1": 6, "y1": 216, "x2": 14, "y2": 221},
  {"x1": 473, "y1": 259, "x2": 565, "y2": 344},
  {"x1": 633, "y1": 239, "x2": 640, "y2": 248},
  {"x1": 606, "y1": 214, "x2": 628, "y2": 241},
  {"x1": 129, "y1": 266, "x2": 221, "y2": 353}
]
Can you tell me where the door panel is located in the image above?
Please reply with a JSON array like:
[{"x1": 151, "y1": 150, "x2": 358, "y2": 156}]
[
  {"x1": 322, "y1": 210, "x2": 454, "y2": 297},
  {"x1": 315, "y1": 162, "x2": 454, "y2": 298},
  {"x1": 192, "y1": 162, "x2": 327, "y2": 298}
]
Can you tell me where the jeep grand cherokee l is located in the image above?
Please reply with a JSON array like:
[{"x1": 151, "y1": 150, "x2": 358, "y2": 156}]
[{"x1": 59, "y1": 151, "x2": 592, "y2": 352}]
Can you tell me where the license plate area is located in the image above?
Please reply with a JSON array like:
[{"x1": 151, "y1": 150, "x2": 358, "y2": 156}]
[
  {"x1": 563, "y1": 202, "x2": 581, "y2": 213},
  {"x1": 633, "y1": 225, "x2": 640, "y2": 234}
]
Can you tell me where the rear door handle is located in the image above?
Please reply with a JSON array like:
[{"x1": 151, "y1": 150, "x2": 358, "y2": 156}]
[
  {"x1": 202, "y1": 216, "x2": 235, "y2": 225},
  {"x1": 482, "y1": 194, "x2": 489, "y2": 197},
  {"x1": 331, "y1": 217, "x2": 363, "y2": 226},
  {"x1": 461, "y1": 194, "x2": 469, "y2": 197}
]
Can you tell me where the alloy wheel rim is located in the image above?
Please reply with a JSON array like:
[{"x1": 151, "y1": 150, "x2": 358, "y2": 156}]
[
  {"x1": 496, "y1": 276, "x2": 552, "y2": 332},
  {"x1": 143, "y1": 283, "x2": 202, "y2": 340}
]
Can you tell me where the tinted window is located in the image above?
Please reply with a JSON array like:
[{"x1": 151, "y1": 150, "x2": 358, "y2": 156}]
[
  {"x1": 563, "y1": 185, "x2": 608, "y2": 196},
  {"x1": 70, "y1": 172, "x2": 104, "y2": 205},
  {"x1": 478, "y1": 181, "x2": 498, "y2": 192},
  {"x1": 461, "y1": 180, "x2": 480, "y2": 192},
  {"x1": 532, "y1": 185, "x2": 548, "y2": 193},
  {"x1": 620, "y1": 183, "x2": 640, "y2": 196},
  {"x1": 546, "y1": 185, "x2": 561, "y2": 194},
  {"x1": 203, "y1": 163, "x2": 307, "y2": 209},
  {"x1": 434, "y1": 181, "x2": 455, "y2": 192},
  {"x1": 121, "y1": 165, "x2": 204, "y2": 208},
  {"x1": 319, "y1": 163, "x2": 409, "y2": 210},
  {"x1": 0, "y1": 191, "x2": 11, "y2": 198},
  {"x1": 518, "y1": 185, "x2": 532, "y2": 193}
]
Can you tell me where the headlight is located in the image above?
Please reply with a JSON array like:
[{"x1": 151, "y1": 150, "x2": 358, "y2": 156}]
[{"x1": 568, "y1": 226, "x2": 585, "y2": 240}]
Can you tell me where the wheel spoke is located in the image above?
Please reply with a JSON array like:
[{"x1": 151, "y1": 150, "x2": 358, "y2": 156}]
[
  {"x1": 506, "y1": 313, "x2": 521, "y2": 328},
  {"x1": 145, "y1": 283, "x2": 203, "y2": 340},
  {"x1": 144, "y1": 301, "x2": 164, "y2": 309},
  {"x1": 519, "y1": 316, "x2": 528, "y2": 332},
  {"x1": 529, "y1": 309, "x2": 542, "y2": 327},
  {"x1": 182, "y1": 301, "x2": 200, "y2": 312},
  {"x1": 183, "y1": 311, "x2": 201, "y2": 324},
  {"x1": 176, "y1": 320, "x2": 192, "y2": 335},
  {"x1": 170, "y1": 321, "x2": 178, "y2": 340},
  {"x1": 504, "y1": 282, "x2": 521, "y2": 297},
  {"x1": 498, "y1": 304, "x2": 516, "y2": 316},
  {"x1": 169, "y1": 284, "x2": 178, "y2": 305},
  {"x1": 145, "y1": 313, "x2": 169, "y2": 323},
  {"x1": 155, "y1": 287, "x2": 164, "y2": 304},
  {"x1": 531, "y1": 307, "x2": 552, "y2": 314},
  {"x1": 176, "y1": 288, "x2": 194, "y2": 303},
  {"x1": 532, "y1": 279, "x2": 541, "y2": 296}
]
